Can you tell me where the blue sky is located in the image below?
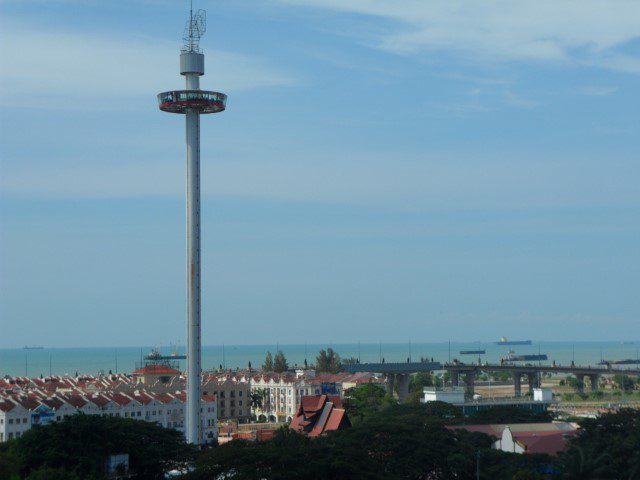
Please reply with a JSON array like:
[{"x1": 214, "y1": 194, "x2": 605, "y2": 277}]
[{"x1": 0, "y1": 0, "x2": 639, "y2": 348}]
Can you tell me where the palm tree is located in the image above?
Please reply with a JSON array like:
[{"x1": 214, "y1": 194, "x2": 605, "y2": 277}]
[{"x1": 249, "y1": 389, "x2": 265, "y2": 410}]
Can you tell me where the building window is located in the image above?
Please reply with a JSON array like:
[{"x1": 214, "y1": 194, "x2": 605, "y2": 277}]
[{"x1": 239, "y1": 391, "x2": 243, "y2": 397}]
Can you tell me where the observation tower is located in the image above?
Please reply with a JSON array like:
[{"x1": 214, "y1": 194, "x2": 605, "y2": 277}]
[{"x1": 158, "y1": 5, "x2": 227, "y2": 445}]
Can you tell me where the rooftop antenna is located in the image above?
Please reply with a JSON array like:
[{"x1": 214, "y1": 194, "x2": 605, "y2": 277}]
[{"x1": 182, "y1": 0, "x2": 206, "y2": 54}]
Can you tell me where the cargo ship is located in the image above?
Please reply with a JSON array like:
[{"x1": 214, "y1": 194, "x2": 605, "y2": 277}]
[
  {"x1": 494, "y1": 337, "x2": 532, "y2": 346},
  {"x1": 460, "y1": 350, "x2": 486, "y2": 355}
]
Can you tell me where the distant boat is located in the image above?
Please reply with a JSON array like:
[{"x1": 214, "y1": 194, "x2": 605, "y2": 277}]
[
  {"x1": 460, "y1": 350, "x2": 486, "y2": 355},
  {"x1": 494, "y1": 337, "x2": 532, "y2": 346},
  {"x1": 598, "y1": 359, "x2": 640, "y2": 365},
  {"x1": 23, "y1": 345, "x2": 44, "y2": 350},
  {"x1": 506, "y1": 354, "x2": 548, "y2": 362}
]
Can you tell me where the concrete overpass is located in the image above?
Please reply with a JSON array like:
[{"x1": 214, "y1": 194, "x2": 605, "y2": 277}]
[
  {"x1": 445, "y1": 362, "x2": 640, "y2": 397},
  {"x1": 344, "y1": 361, "x2": 640, "y2": 401},
  {"x1": 343, "y1": 362, "x2": 442, "y2": 402}
]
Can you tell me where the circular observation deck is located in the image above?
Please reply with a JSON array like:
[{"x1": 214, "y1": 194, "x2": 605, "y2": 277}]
[{"x1": 158, "y1": 90, "x2": 227, "y2": 114}]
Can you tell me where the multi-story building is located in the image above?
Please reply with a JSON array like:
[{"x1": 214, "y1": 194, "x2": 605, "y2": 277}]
[
  {"x1": 250, "y1": 370, "x2": 380, "y2": 423},
  {"x1": 202, "y1": 373, "x2": 251, "y2": 424}
]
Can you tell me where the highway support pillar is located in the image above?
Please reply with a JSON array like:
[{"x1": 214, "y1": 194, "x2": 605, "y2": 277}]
[
  {"x1": 513, "y1": 372, "x2": 522, "y2": 397},
  {"x1": 396, "y1": 374, "x2": 410, "y2": 403},
  {"x1": 450, "y1": 370, "x2": 459, "y2": 387},
  {"x1": 526, "y1": 372, "x2": 539, "y2": 395},
  {"x1": 588, "y1": 374, "x2": 600, "y2": 392},
  {"x1": 464, "y1": 372, "x2": 476, "y2": 398},
  {"x1": 386, "y1": 374, "x2": 395, "y2": 397},
  {"x1": 578, "y1": 375, "x2": 586, "y2": 394}
]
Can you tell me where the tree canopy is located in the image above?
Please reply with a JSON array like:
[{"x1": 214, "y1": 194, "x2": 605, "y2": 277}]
[
  {"x1": 560, "y1": 408, "x2": 640, "y2": 478},
  {"x1": 0, "y1": 414, "x2": 194, "y2": 480},
  {"x1": 273, "y1": 350, "x2": 288, "y2": 373},
  {"x1": 262, "y1": 351, "x2": 274, "y2": 371},
  {"x1": 343, "y1": 383, "x2": 396, "y2": 425},
  {"x1": 182, "y1": 401, "x2": 557, "y2": 480},
  {"x1": 316, "y1": 348, "x2": 342, "y2": 373}
]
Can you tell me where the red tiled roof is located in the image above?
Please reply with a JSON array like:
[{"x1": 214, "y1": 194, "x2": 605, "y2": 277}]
[
  {"x1": 86, "y1": 394, "x2": 111, "y2": 407},
  {"x1": 448, "y1": 424, "x2": 577, "y2": 456},
  {"x1": 39, "y1": 397, "x2": 64, "y2": 410},
  {"x1": 324, "y1": 407, "x2": 348, "y2": 432},
  {"x1": 0, "y1": 399, "x2": 16, "y2": 412},
  {"x1": 11, "y1": 395, "x2": 40, "y2": 411},
  {"x1": 106, "y1": 393, "x2": 133, "y2": 406},
  {"x1": 513, "y1": 431, "x2": 577, "y2": 455},
  {"x1": 132, "y1": 365, "x2": 181, "y2": 375},
  {"x1": 291, "y1": 395, "x2": 351, "y2": 437},
  {"x1": 131, "y1": 391, "x2": 155, "y2": 405},
  {"x1": 154, "y1": 393, "x2": 176, "y2": 404},
  {"x1": 60, "y1": 394, "x2": 87, "y2": 408},
  {"x1": 300, "y1": 395, "x2": 326, "y2": 413}
]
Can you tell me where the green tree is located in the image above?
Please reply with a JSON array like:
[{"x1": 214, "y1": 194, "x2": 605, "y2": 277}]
[
  {"x1": 26, "y1": 466, "x2": 83, "y2": 480},
  {"x1": 343, "y1": 383, "x2": 396, "y2": 424},
  {"x1": 249, "y1": 389, "x2": 265, "y2": 410},
  {"x1": 406, "y1": 372, "x2": 435, "y2": 404},
  {"x1": 5, "y1": 414, "x2": 194, "y2": 480},
  {"x1": 316, "y1": 348, "x2": 342, "y2": 373},
  {"x1": 566, "y1": 375, "x2": 585, "y2": 392},
  {"x1": 183, "y1": 402, "x2": 560, "y2": 480},
  {"x1": 342, "y1": 356, "x2": 359, "y2": 365},
  {"x1": 273, "y1": 350, "x2": 288, "y2": 373},
  {"x1": 613, "y1": 374, "x2": 637, "y2": 392},
  {"x1": 464, "y1": 406, "x2": 554, "y2": 425},
  {"x1": 560, "y1": 409, "x2": 640, "y2": 479},
  {"x1": 262, "y1": 351, "x2": 274, "y2": 371}
]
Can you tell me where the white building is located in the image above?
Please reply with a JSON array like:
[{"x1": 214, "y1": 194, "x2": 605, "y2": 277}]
[
  {"x1": 250, "y1": 372, "x2": 335, "y2": 423},
  {"x1": 0, "y1": 386, "x2": 217, "y2": 444}
]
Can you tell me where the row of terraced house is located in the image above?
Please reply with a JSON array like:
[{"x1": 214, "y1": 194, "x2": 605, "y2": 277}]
[
  {"x1": 0, "y1": 373, "x2": 217, "y2": 443},
  {"x1": 0, "y1": 368, "x2": 381, "y2": 443}
]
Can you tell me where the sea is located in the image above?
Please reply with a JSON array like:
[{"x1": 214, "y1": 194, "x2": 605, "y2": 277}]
[{"x1": 2, "y1": 341, "x2": 639, "y2": 378}]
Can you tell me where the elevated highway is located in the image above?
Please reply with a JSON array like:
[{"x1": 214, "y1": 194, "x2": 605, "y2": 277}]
[
  {"x1": 445, "y1": 362, "x2": 640, "y2": 397},
  {"x1": 343, "y1": 362, "x2": 442, "y2": 402},
  {"x1": 343, "y1": 361, "x2": 639, "y2": 401}
]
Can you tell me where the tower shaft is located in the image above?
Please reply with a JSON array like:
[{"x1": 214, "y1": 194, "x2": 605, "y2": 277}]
[
  {"x1": 185, "y1": 71, "x2": 202, "y2": 445},
  {"x1": 159, "y1": 33, "x2": 226, "y2": 446}
]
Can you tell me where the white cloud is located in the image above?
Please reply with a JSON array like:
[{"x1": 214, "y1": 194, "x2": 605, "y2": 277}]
[
  {"x1": 280, "y1": 0, "x2": 640, "y2": 72},
  {"x1": 577, "y1": 85, "x2": 619, "y2": 96},
  {"x1": 2, "y1": 149, "x2": 638, "y2": 212},
  {"x1": 0, "y1": 22, "x2": 295, "y2": 108}
]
